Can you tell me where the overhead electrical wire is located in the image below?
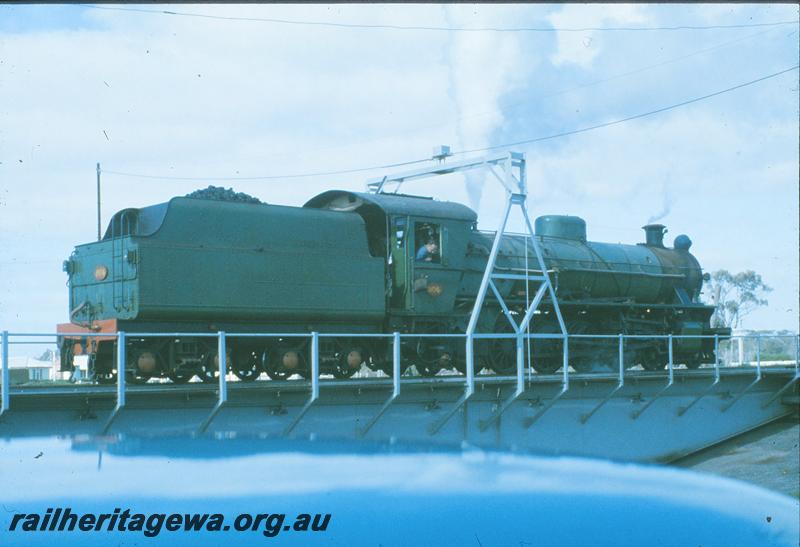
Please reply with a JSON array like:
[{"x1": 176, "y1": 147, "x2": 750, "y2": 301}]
[
  {"x1": 453, "y1": 64, "x2": 800, "y2": 155},
  {"x1": 103, "y1": 158, "x2": 432, "y2": 181},
  {"x1": 76, "y1": 4, "x2": 798, "y2": 33},
  {"x1": 102, "y1": 65, "x2": 799, "y2": 182}
]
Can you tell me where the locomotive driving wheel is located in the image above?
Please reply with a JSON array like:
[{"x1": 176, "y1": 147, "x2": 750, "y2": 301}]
[
  {"x1": 566, "y1": 320, "x2": 615, "y2": 373},
  {"x1": 532, "y1": 358, "x2": 561, "y2": 375},
  {"x1": 639, "y1": 347, "x2": 666, "y2": 371},
  {"x1": 487, "y1": 315, "x2": 516, "y2": 376},
  {"x1": 530, "y1": 320, "x2": 563, "y2": 374}
]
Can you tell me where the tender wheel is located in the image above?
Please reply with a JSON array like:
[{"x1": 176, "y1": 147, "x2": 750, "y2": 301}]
[
  {"x1": 95, "y1": 371, "x2": 118, "y2": 384},
  {"x1": 640, "y1": 348, "x2": 666, "y2": 371},
  {"x1": 233, "y1": 349, "x2": 262, "y2": 382},
  {"x1": 265, "y1": 346, "x2": 306, "y2": 381},
  {"x1": 88, "y1": 353, "x2": 117, "y2": 384},
  {"x1": 415, "y1": 362, "x2": 441, "y2": 377},
  {"x1": 168, "y1": 372, "x2": 193, "y2": 384},
  {"x1": 127, "y1": 349, "x2": 159, "y2": 384},
  {"x1": 364, "y1": 342, "x2": 391, "y2": 376},
  {"x1": 683, "y1": 354, "x2": 703, "y2": 370},
  {"x1": 199, "y1": 347, "x2": 232, "y2": 384},
  {"x1": 126, "y1": 370, "x2": 151, "y2": 385},
  {"x1": 332, "y1": 346, "x2": 364, "y2": 379}
]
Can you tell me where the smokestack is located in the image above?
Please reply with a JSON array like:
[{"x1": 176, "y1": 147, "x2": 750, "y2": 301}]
[{"x1": 642, "y1": 224, "x2": 666, "y2": 247}]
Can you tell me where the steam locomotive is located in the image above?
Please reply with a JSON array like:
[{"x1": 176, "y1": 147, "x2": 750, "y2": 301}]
[{"x1": 57, "y1": 188, "x2": 727, "y2": 383}]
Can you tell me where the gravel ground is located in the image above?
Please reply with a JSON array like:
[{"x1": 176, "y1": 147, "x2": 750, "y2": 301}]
[{"x1": 674, "y1": 414, "x2": 800, "y2": 498}]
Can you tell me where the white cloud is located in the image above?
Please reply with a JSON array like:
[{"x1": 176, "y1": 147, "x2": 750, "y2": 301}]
[{"x1": 547, "y1": 4, "x2": 649, "y2": 68}]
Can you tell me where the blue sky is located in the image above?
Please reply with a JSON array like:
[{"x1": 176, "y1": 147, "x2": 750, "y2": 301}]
[{"x1": 0, "y1": 3, "x2": 798, "y2": 343}]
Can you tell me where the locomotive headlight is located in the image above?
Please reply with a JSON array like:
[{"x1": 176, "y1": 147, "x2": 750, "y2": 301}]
[
  {"x1": 426, "y1": 282, "x2": 443, "y2": 297},
  {"x1": 94, "y1": 264, "x2": 109, "y2": 281}
]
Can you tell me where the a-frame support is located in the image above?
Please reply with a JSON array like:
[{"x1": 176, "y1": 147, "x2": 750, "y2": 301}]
[{"x1": 366, "y1": 149, "x2": 569, "y2": 435}]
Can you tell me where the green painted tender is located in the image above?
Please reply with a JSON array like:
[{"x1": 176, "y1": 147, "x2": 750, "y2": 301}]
[{"x1": 66, "y1": 197, "x2": 385, "y2": 324}]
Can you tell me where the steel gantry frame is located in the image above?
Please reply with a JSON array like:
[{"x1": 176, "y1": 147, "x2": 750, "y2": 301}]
[{"x1": 367, "y1": 150, "x2": 569, "y2": 435}]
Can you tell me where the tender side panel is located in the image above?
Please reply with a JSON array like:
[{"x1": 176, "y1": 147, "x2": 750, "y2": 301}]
[{"x1": 136, "y1": 198, "x2": 385, "y2": 321}]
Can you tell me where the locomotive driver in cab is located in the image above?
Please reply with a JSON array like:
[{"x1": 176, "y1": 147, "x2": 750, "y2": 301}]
[{"x1": 416, "y1": 240, "x2": 439, "y2": 262}]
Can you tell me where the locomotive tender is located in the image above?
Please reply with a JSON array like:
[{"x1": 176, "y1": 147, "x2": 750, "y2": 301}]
[{"x1": 58, "y1": 189, "x2": 727, "y2": 383}]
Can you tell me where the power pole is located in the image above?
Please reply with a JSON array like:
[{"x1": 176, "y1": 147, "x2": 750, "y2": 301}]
[{"x1": 96, "y1": 162, "x2": 101, "y2": 241}]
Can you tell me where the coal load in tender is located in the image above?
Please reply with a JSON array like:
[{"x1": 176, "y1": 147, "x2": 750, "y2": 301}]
[{"x1": 185, "y1": 185, "x2": 264, "y2": 204}]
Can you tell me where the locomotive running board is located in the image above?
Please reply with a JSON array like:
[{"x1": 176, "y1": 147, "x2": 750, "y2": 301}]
[{"x1": 366, "y1": 150, "x2": 569, "y2": 436}]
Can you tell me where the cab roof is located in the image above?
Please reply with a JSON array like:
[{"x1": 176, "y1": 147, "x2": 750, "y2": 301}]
[{"x1": 304, "y1": 190, "x2": 477, "y2": 222}]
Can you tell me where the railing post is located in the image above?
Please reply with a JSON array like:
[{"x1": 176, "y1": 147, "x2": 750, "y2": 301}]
[
  {"x1": 796, "y1": 334, "x2": 799, "y2": 370},
  {"x1": 581, "y1": 334, "x2": 624, "y2": 424},
  {"x1": 465, "y1": 332, "x2": 475, "y2": 395},
  {"x1": 1, "y1": 330, "x2": 9, "y2": 415},
  {"x1": 479, "y1": 332, "x2": 527, "y2": 431},
  {"x1": 756, "y1": 334, "x2": 761, "y2": 370},
  {"x1": 524, "y1": 334, "x2": 570, "y2": 428},
  {"x1": 516, "y1": 333, "x2": 525, "y2": 391},
  {"x1": 722, "y1": 334, "x2": 763, "y2": 413},
  {"x1": 632, "y1": 334, "x2": 674, "y2": 420},
  {"x1": 311, "y1": 331, "x2": 320, "y2": 400},
  {"x1": 359, "y1": 332, "x2": 401, "y2": 437},
  {"x1": 101, "y1": 331, "x2": 126, "y2": 433},
  {"x1": 283, "y1": 332, "x2": 319, "y2": 436},
  {"x1": 428, "y1": 331, "x2": 475, "y2": 435},
  {"x1": 667, "y1": 333, "x2": 673, "y2": 381},
  {"x1": 218, "y1": 331, "x2": 228, "y2": 404},
  {"x1": 737, "y1": 334, "x2": 745, "y2": 365},
  {"x1": 197, "y1": 331, "x2": 229, "y2": 434},
  {"x1": 117, "y1": 331, "x2": 126, "y2": 408},
  {"x1": 678, "y1": 334, "x2": 720, "y2": 416},
  {"x1": 392, "y1": 331, "x2": 401, "y2": 397}
]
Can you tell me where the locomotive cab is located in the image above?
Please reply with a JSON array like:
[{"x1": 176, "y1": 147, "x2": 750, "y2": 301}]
[{"x1": 305, "y1": 191, "x2": 477, "y2": 317}]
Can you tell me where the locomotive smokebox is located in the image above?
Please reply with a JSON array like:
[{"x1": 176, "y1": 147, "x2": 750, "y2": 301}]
[{"x1": 642, "y1": 224, "x2": 666, "y2": 247}]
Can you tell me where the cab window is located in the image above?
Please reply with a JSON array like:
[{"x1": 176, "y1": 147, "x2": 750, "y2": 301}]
[
  {"x1": 414, "y1": 222, "x2": 441, "y2": 264},
  {"x1": 394, "y1": 217, "x2": 407, "y2": 249}
]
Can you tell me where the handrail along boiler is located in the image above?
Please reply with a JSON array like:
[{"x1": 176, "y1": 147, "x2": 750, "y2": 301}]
[{"x1": 57, "y1": 188, "x2": 727, "y2": 382}]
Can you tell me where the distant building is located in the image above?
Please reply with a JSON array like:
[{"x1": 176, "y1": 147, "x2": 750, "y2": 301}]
[{"x1": 6, "y1": 357, "x2": 55, "y2": 384}]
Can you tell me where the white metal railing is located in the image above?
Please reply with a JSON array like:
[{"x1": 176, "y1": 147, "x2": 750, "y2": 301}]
[{"x1": 1, "y1": 331, "x2": 798, "y2": 431}]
